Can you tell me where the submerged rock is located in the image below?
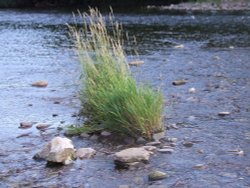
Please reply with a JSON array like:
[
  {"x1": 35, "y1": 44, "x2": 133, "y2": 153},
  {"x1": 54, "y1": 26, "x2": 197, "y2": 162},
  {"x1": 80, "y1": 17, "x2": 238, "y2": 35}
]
[
  {"x1": 31, "y1": 81, "x2": 48, "y2": 87},
  {"x1": 34, "y1": 137, "x2": 75, "y2": 165},
  {"x1": 148, "y1": 170, "x2": 168, "y2": 181},
  {"x1": 76, "y1": 148, "x2": 96, "y2": 159}
]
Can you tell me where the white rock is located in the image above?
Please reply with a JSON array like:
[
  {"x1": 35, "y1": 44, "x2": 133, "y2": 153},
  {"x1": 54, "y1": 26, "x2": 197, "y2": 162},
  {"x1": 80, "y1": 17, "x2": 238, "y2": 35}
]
[
  {"x1": 218, "y1": 111, "x2": 230, "y2": 116},
  {"x1": 188, "y1": 87, "x2": 196, "y2": 93},
  {"x1": 34, "y1": 137, "x2": 75, "y2": 164},
  {"x1": 158, "y1": 148, "x2": 174, "y2": 154},
  {"x1": 114, "y1": 147, "x2": 151, "y2": 163},
  {"x1": 76, "y1": 148, "x2": 96, "y2": 159}
]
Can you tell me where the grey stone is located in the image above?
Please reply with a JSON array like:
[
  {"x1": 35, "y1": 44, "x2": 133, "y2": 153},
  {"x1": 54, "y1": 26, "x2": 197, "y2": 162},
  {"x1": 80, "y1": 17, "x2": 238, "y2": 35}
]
[
  {"x1": 183, "y1": 141, "x2": 194, "y2": 148},
  {"x1": 90, "y1": 134, "x2": 99, "y2": 141},
  {"x1": 101, "y1": 131, "x2": 112, "y2": 137},
  {"x1": 153, "y1": 131, "x2": 165, "y2": 141},
  {"x1": 114, "y1": 147, "x2": 151, "y2": 163},
  {"x1": 76, "y1": 148, "x2": 96, "y2": 159},
  {"x1": 172, "y1": 79, "x2": 187, "y2": 86},
  {"x1": 80, "y1": 133, "x2": 90, "y2": 138},
  {"x1": 136, "y1": 137, "x2": 147, "y2": 144},
  {"x1": 19, "y1": 122, "x2": 33, "y2": 129},
  {"x1": 34, "y1": 137, "x2": 75, "y2": 165},
  {"x1": 148, "y1": 170, "x2": 168, "y2": 181},
  {"x1": 146, "y1": 141, "x2": 161, "y2": 146},
  {"x1": 36, "y1": 123, "x2": 50, "y2": 130},
  {"x1": 158, "y1": 148, "x2": 174, "y2": 154}
]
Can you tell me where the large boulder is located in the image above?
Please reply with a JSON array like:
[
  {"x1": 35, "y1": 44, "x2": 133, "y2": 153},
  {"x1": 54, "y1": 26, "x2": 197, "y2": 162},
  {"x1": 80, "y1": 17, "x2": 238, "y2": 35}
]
[{"x1": 34, "y1": 137, "x2": 75, "y2": 165}]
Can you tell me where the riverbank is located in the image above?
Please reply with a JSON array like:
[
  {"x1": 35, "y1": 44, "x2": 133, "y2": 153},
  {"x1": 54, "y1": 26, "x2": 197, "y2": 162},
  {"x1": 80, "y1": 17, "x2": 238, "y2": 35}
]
[{"x1": 148, "y1": 0, "x2": 250, "y2": 11}]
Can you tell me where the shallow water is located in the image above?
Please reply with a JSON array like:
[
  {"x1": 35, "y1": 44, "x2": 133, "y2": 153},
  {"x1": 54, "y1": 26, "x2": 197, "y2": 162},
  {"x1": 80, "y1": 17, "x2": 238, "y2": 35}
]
[{"x1": 0, "y1": 9, "x2": 250, "y2": 187}]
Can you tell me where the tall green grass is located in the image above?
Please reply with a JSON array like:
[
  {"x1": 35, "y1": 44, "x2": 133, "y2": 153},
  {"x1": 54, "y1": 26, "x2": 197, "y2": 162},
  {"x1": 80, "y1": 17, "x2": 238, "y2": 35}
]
[{"x1": 69, "y1": 8, "x2": 164, "y2": 139}]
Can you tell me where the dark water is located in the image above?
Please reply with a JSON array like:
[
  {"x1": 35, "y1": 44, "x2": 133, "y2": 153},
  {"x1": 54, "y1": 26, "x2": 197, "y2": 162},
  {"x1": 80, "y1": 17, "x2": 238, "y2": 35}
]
[{"x1": 0, "y1": 9, "x2": 250, "y2": 187}]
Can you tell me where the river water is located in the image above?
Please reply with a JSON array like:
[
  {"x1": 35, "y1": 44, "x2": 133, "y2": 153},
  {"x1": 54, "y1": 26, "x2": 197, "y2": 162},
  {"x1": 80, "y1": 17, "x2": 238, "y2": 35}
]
[{"x1": 0, "y1": 9, "x2": 250, "y2": 188}]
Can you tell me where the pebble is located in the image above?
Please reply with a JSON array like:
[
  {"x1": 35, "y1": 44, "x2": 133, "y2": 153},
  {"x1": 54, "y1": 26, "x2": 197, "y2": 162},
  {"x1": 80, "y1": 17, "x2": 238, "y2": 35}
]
[
  {"x1": 128, "y1": 60, "x2": 144, "y2": 67},
  {"x1": 31, "y1": 81, "x2": 48, "y2": 87},
  {"x1": 172, "y1": 79, "x2": 187, "y2": 86},
  {"x1": 158, "y1": 148, "x2": 174, "y2": 154},
  {"x1": 193, "y1": 164, "x2": 206, "y2": 170},
  {"x1": 52, "y1": 114, "x2": 58, "y2": 117},
  {"x1": 183, "y1": 141, "x2": 194, "y2": 148},
  {"x1": 19, "y1": 122, "x2": 33, "y2": 129},
  {"x1": 188, "y1": 87, "x2": 196, "y2": 93},
  {"x1": 218, "y1": 111, "x2": 230, "y2": 116},
  {"x1": 36, "y1": 123, "x2": 50, "y2": 130},
  {"x1": 100, "y1": 131, "x2": 111, "y2": 137},
  {"x1": 146, "y1": 141, "x2": 161, "y2": 146},
  {"x1": 174, "y1": 44, "x2": 184, "y2": 49},
  {"x1": 148, "y1": 170, "x2": 168, "y2": 181}
]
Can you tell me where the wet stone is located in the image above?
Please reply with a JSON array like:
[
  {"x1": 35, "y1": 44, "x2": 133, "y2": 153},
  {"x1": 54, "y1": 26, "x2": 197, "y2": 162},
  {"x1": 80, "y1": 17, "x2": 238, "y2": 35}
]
[
  {"x1": 193, "y1": 164, "x2": 207, "y2": 170},
  {"x1": 158, "y1": 148, "x2": 174, "y2": 154},
  {"x1": 128, "y1": 60, "x2": 144, "y2": 67},
  {"x1": 19, "y1": 122, "x2": 33, "y2": 129},
  {"x1": 146, "y1": 141, "x2": 161, "y2": 146},
  {"x1": 31, "y1": 80, "x2": 48, "y2": 87},
  {"x1": 183, "y1": 141, "x2": 194, "y2": 148},
  {"x1": 172, "y1": 79, "x2": 187, "y2": 86},
  {"x1": 36, "y1": 123, "x2": 50, "y2": 130},
  {"x1": 148, "y1": 170, "x2": 168, "y2": 181},
  {"x1": 218, "y1": 111, "x2": 231, "y2": 116}
]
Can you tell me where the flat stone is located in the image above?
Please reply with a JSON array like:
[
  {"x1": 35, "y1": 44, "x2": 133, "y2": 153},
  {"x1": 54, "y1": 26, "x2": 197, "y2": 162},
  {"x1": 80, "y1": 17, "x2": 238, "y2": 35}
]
[
  {"x1": 218, "y1": 111, "x2": 231, "y2": 116},
  {"x1": 193, "y1": 164, "x2": 206, "y2": 170},
  {"x1": 114, "y1": 147, "x2": 151, "y2": 163},
  {"x1": 172, "y1": 79, "x2": 187, "y2": 86},
  {"x1": 128, "y1": 60, "x2": 144, "y2": 67},
  {"x1": 100, "y1": 131, "x2": 111, "y2": 137},
  {"x1": 36, "y1": 123, "x2": 50, "y2": 130},
  {"x1": 183, "y1": 141, "x2": 194, "y2": 148},
  {"x1": 158, "y1": 149, "x2": 174, "y2": 154},
  {"x1": 76, "y1": 148, "x2": 96, "y2": 159},
  {"x1": 148, "y1": 170, "x2": 168, "y2": 181},
  {"x1": 31, "y1": 81, "x2": 48, "y2": 87},
  {"x1": 146, "y1": 141, "x2": 161, "y2": 146},
  {"x1": 19, "y1": 122, "x2": 33, "y2": 129}
]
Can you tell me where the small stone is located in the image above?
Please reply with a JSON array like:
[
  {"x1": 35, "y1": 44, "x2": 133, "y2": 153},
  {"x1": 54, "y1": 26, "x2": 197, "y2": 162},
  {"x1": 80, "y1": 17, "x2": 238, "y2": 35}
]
[
  {"x1": 174, "y1": 44, "x2": 184, "y2": 49},
  {"x1": 183, "y1": 141, "x2": 194, "y2": 148},
  {"x1": 128, "y1": 60, "x2": 144, "y2": 67},
  {"x1": 193, "y1": 164, "x2": 206, "y2": 170},
  {"x1": 213, "y1": 56, "x2": 220, "y2": 60},
  {"x1": 89, "y1": 134, "x2": 99, "y2": 141},
  {"x1": 31, "y1": 81, "x2": 48, "y2": 87},
  {"x1": 218, "y1": 111, "x2": 230, "y2": 116},
  {"x1": 76, "y1": 148, "x2": 96, "y2": 159},
  {"x1": 136, "y1": 137, "x2": 147, "y2": 144},
  {"x1": 166, "y1": 138, "x2": 178, "y2": 142},
  {"x1": 188, "y1": 87, "x2": 196, "y2": 93},
  {"x1": 124, "y1": 137, "x2": 135, "y2": 145},
  {"x1": 19, "y1": 122, "x2": 33, "y2": 129},
  {"x1": 119, "y1": 185, "x2": 130, "y2": 188},
  {"x1": 229, "y1": 46, "x2": 234, "y2": 49},
  {"x1": 146, "y1": 141, "x2": 161, "y2": 146},
  {"x1": 54, "y1": 101, "x2": 60, "y2": 104},
  {"x1": 143, "y1": 146, "x2": 157, "y2": 152},
  {"x1": 80, "y1": 133, "x2": 90, "y2": 138},
  {"x1": 148, "y1": 170, "x2": 168, "y2": 181},
  {"x1": 100, "y1": 131, "x2": 111, "y2": 137},
  {"x1": 172, "y1": 80, "x2": 187, "y2": 86},
  {"x1": 153, "y1": 131, "x2": 165, "y2": 141},
  {"x1": 158, "y1": 149, "x2": 174, "y2": 154},
  {"x1": 36, "y1": 123, "x2": 50, "y2": 130},
  {"x1": 52, "y1": 114, "x2": 58, "y2": 117}
]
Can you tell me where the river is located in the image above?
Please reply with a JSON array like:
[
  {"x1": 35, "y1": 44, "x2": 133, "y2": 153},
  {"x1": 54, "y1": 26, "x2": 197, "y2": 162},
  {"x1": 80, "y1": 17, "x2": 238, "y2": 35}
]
[{"x1": 0, "y1": 9, "x2": 250, "y2": 187}]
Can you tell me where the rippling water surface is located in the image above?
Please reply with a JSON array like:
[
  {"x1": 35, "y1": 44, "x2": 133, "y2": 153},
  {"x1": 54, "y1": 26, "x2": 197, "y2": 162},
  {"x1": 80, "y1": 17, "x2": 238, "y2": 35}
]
[{"x1": 0, "y1": 9, "x2": 249, "y2": 188}]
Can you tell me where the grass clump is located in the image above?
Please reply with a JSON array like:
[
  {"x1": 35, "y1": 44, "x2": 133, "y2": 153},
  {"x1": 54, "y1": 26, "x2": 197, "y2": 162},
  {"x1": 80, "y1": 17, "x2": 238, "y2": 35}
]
[{"x1": 69, "y1": 8, "x2": 164, "y2": 140}]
